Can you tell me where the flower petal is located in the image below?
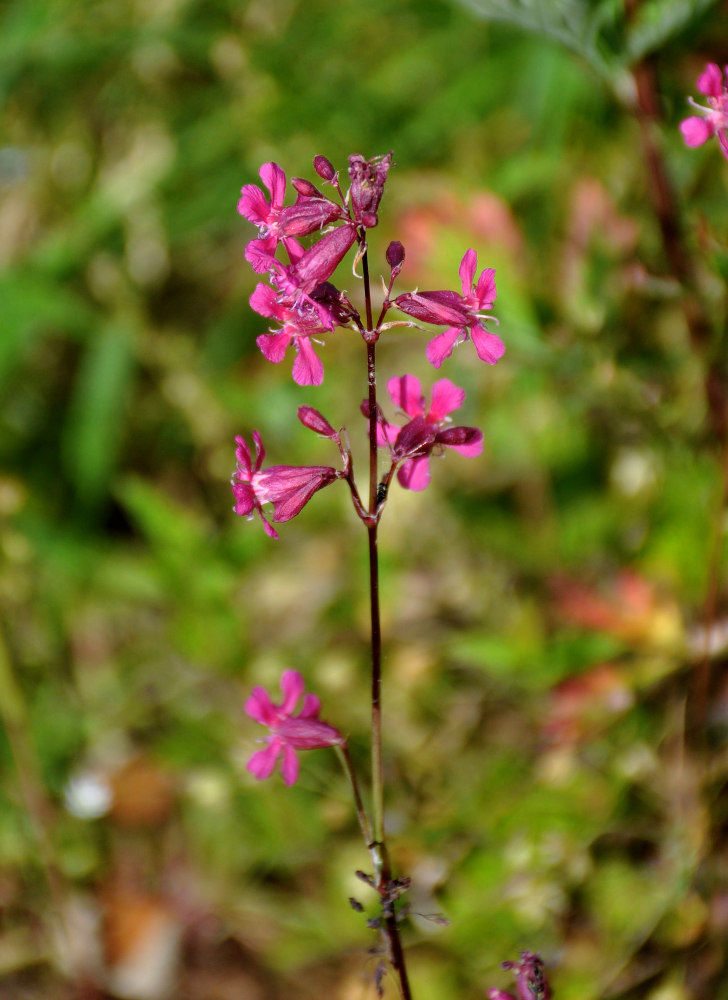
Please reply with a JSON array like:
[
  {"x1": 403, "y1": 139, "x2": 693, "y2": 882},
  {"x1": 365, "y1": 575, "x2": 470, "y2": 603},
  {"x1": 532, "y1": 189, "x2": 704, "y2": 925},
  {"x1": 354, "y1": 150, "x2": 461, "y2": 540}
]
[
  {"x1": 387, "y1": 374, "x2": 424, "y2": 417},
  {"x1": 247, "y1": 742, "x2": 281, "y2": 780},
  {"x1": 299, "y1": 693, "x2": 321, "y2": 718},
  {"x1": 245, "y1": 686, "x2": 276, "y2": 724},
  {"x1": 250, "y1": 282, "x2": 281, "y2": 319},
  {"x1": 259, "y1": 162, "x2": 286, "y2": 208},
  {"x1": 475, "y1": 267, "x2": 497, "y2": 308},
  {"x1": 280, "y1": 744, "x2": 300, "y2": 786},
  {"x1": 458, "y1": 248, "x2": 477, "y2": 295},
  {"x1": 279, "y1": 670, "x2": 305, "y2": 714},
  {"x1": 426, "y1": 327, "x2": 462, "y2": 368},
  {"x1": 697, "y1": 62, "x2": 724, "y2": 98},
  {"x1": 257, "y1": 331, "x2": 292, "y2": 364},
  {"x1": 397, "y1": 455, "x2": 431, "y2": 491},
  {"x1": 292, "y1": 337, "x2": 325, "y2": 386},
  {"x1": 429, "y1": 378, "x2": 465, "y2": 421},
  {"x1": 238, "y1": 185, "x2": 271, "y2": 225},
  {"x1": 680, "y1": 116, "x2": 713, "y2": 147},
  {"x1": 471, "y1": 324, "x2": 506, "y2": 365}
]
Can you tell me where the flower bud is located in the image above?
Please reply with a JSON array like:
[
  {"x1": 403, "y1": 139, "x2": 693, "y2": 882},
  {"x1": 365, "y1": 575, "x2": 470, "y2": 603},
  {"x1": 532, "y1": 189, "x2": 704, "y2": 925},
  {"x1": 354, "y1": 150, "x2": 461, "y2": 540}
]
[
  {"x1": 298, "y1": 406, "x2": 338, "y2": 440},
  {"x1": 291, "y1": 177, "x2": 323, "y2": 197},
  {"x1": 313, "y1": 155, "x2": 336, "y2": 181},
  {"x1": 386, "y1": 240, "x2": 405, "y2": 274}
]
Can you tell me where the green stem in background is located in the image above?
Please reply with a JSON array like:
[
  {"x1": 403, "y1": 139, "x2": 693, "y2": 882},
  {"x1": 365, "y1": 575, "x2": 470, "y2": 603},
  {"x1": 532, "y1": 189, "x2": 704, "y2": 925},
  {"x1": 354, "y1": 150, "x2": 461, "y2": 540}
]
[{"x1": 335, "y1": 743, "x2": 373, "y2": 847}]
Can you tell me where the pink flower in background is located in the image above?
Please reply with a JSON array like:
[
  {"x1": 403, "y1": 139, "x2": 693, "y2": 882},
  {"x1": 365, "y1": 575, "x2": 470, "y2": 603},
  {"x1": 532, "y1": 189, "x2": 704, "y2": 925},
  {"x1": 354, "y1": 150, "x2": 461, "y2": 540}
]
[
  {"x1": 394, "y1": 249, "x2": 503, "y2": 368},
  {"x1": 363, "y1": 374, "x2": 483, "y2": 491},
  {"x1": 232, "y1": 434, "x2": 339, "y2": 537},
  {"x1": 680, "y1": 62, "x2": 728, "y2": 160},
  {"x1": 245, "y1": 670, "x2": 343, "y2": 786}
]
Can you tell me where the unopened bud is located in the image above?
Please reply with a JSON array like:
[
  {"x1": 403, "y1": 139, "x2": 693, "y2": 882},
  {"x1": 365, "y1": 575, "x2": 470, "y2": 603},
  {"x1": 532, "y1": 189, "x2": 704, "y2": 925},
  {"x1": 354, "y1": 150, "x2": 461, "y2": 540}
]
[
  {"x1": 313, "y1": 155, "x2": 336, "y2": 181},
  {"x1": 291, "y1": 177, "x2": 323, "y2": 197},
  {"x1": 386, "y1": 240, "x2": 405, "y2": 273},
  {"x1": 298, "y1": 406, "x2": 338, "y2": 440}
]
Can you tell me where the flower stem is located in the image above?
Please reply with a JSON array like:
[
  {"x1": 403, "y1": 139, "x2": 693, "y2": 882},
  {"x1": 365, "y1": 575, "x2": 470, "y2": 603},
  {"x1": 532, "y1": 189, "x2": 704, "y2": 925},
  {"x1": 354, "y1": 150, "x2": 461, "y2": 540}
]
[
  {"x1": 335, "y1": 743, "x2": 373, "y2": 846},
  {"x1": 361, "y1": 247, "x2": 413, "y2": 1000}
]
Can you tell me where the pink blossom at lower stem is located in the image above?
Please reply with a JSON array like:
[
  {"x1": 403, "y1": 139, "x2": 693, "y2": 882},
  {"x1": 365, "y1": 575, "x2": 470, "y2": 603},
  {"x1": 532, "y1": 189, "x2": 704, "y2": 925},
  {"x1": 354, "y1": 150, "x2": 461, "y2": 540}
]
[
  {"x1": 680, "y1": 62, "x2": 728, "y2": 160},
  {"x1": 245, "y1": 670, "x2": 344, "y2": 786},
  {"x1": 394, "y1": 249, "x2": 504, "y2": 368},
  {"x1": 231, "y1": 435, "x2": 340, "y2": 536},
  {"x1": 256, "y1": 463, "x2": 340, "y2": 522},
  {"x1": 362, "y1": 374, "x2": 483, "y2": 491},
  {"x1": 230, "y1": 432, "x2": 278, "y2": 538}
]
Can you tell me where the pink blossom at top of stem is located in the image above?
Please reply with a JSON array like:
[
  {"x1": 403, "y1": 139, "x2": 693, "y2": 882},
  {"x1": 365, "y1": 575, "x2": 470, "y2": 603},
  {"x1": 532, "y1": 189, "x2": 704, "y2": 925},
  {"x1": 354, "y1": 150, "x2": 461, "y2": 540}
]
[
  {"x1": 238, "y1": 163, "x2": 287, "y2": 254},
  {"x1": 245, "y1": 669, "x2": 344, "y2": 786},
  {"x1": 680, "y1": 62, "x2": 728, "y2": 160},
  {"x1": 250, "y1": 282, "x2": 332, "y2": 386},
  {"x1": 394, "y1": 248, "x2": 504, "y2": 368},
  {"x1": 364, "y1": 374, "x2": 483, "y2": 492},
  {"x1": 488, "y1": 992, "x2": 516, "y2": 1000},
  {"x1": 231, "y1": 434, "x2": 340, "y2": 537},
  {"x1": 238, "y1": 162, "x2": 344, "y2": 255}
]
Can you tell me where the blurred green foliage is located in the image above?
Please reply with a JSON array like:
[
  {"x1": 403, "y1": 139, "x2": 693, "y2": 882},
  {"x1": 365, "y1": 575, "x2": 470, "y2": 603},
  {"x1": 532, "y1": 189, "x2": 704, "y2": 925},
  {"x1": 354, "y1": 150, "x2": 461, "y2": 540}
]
[{"x1": 1, "y1": 0, "x2": 728, "y2": 997}]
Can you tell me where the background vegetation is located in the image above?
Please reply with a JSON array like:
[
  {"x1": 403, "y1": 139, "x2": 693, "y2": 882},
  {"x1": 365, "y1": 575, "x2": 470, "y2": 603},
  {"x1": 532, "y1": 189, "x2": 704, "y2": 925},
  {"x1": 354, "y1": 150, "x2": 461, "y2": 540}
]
[{"x1": 1, "y1": 0, "x2": 727, "y2": 997}]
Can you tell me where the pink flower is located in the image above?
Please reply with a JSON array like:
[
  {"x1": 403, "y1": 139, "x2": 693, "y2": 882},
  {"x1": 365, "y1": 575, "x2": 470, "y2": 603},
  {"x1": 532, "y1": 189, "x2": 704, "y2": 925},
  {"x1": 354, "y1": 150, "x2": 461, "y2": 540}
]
[
  {"x1": 680, "y1": 62, "x2": 728, "y2": 160},
  {"x1": 238, "y1": 162, "x2": 344, "y2": 257},
  {"x1": 232, "y1": 434, "x2": 340, "y2": 537},
  {"x1": 394, "y1": 249, "x2": 504, "y2": 368},
  {"x1": 245, "y1": 670, "x2": 344, "y2": 786},
  {"x1": 364, "y1": 374, "x2": 483, "y2": 491},
  {"x1": 250, "y1": 283, "x2": 331, "y2": 386},
  {"x1": 238, "y1": 162, "x2": 287, "y2": 255},
  {"x1": 231, "y1": 431, "x2": 278, "y2": 538}
]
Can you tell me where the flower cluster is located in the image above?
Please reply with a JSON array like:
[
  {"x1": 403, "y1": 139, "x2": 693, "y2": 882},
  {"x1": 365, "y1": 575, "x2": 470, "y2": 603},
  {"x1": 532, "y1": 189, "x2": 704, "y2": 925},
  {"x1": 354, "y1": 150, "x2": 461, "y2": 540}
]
[
  {"x1": 680, "y1": 62, "x2": 728, "y2": 160},
  {"x1": 233, "y1": 152, "x2": 503, "y2": 543},
  {"x1": 237, "y1": 154, "x2": 503, "y2": 385}
]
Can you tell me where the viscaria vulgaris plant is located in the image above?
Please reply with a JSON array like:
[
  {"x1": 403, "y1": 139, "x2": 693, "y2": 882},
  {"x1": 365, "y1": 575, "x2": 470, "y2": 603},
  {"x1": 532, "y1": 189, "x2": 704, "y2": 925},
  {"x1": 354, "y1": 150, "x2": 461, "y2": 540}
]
[{"x1": 232, "y1": 152, "x2": 550, "y2": 999}]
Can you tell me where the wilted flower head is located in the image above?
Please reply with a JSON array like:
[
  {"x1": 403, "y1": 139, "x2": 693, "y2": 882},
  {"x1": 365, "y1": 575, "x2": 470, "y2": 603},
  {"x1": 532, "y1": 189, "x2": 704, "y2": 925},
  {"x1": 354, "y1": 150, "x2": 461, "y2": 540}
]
[
  {"x1": 245, "y1": 670, "x2": 344, "y2": 786},
  {"x1": 491, "y1": 952, "x2": 550, "y2": 1000},
  {"x1": 348, "y1": 152, "x2": 393, "y2": 228},
  {"x1": 680, "y1": 62, "x2": 728, "y2": 160},
  {"x1": 394, "y1": 248, "x2": 504, "y2": 368}
]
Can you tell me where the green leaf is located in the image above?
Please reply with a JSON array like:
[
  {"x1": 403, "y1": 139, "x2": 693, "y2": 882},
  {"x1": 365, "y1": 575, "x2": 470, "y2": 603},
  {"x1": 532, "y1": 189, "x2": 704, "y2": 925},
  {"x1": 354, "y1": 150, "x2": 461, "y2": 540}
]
[
  {"x1": 625, "y1": 0, "x2": 722, "y2": 63},
  {"x1": 62, "y1": 321, "x2": 134, "y2": 507},
  {"x1": 455, "y1": 0, "x2": 620, "y2": 78}
]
